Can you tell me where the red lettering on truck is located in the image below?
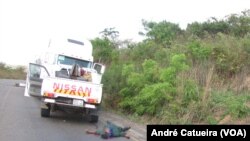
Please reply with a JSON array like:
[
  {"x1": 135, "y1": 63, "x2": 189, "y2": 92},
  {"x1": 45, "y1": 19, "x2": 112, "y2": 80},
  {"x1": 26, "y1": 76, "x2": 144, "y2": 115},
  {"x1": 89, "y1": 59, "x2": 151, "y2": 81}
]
[
  {"x1": 53, "y1": 83, "x2": 92, "y2": 96},
  {"x1": 64, "y1": 84, "x2": 70, "y2": 90},
  {"x1": 85, "y1": 87, "x2": 91, "y2": 96}
]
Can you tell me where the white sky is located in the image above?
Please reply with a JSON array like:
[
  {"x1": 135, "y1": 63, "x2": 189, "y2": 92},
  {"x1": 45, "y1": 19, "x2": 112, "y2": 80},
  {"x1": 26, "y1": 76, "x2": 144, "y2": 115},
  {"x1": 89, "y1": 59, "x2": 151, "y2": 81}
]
[{"x1": 0, "y1": 0, "x2": 249, "y2": 66}]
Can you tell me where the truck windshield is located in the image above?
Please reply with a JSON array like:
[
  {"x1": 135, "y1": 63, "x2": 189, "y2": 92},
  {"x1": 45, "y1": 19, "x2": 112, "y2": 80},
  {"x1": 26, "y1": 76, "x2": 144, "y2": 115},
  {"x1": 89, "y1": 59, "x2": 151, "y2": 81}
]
[{"x1": 57, "y1": 55, "x2": 92, "y2": 68}]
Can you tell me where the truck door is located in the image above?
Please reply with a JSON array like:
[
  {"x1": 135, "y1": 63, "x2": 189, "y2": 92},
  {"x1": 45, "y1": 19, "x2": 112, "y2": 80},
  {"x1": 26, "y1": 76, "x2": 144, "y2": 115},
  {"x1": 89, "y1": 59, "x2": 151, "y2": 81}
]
[
  {"x1": 92, "y1": 63, "x2": 105, "y2": 84},
  {"x1": 24, "y1": 63, "x2": 50, "y2": 97},
  {"x1": 93, "y1": 63, "x2": 105, "y2": 74}
]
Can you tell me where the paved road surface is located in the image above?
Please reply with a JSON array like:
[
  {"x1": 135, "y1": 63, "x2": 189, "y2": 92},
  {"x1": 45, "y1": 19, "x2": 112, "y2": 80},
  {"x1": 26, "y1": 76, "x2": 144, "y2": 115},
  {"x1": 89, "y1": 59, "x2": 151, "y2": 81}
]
[{"x1": 0, "y1": 79, "x2": 146, "y2": 141}]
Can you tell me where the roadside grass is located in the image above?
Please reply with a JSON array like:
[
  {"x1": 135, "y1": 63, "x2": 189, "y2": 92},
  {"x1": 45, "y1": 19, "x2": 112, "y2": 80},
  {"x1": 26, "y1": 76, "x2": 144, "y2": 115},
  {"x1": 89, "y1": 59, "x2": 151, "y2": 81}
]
[
  {"x1": 105, "y1": 90, "x2": 250, "y2": 125},
  {"x1": 0, "y1": 63, "x2": 26, "y2": 80},
  {"x1": 210, "y1": 90, "x2": 250, "y2": 124}
]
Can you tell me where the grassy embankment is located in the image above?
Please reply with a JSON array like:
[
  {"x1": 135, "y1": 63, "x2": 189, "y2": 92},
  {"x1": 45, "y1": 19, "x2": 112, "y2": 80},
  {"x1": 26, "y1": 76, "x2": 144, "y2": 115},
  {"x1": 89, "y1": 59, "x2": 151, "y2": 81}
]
[{"x1": 0, "y1": 63, "x2": 26, "y2": 80}]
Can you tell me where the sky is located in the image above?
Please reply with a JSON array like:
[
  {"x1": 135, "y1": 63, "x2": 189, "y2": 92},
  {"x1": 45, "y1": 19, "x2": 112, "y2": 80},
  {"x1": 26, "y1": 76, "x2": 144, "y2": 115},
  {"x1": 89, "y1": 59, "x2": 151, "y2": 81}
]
[{"x1": 0, "y1": 0, "x2": 249, "y2": 66}]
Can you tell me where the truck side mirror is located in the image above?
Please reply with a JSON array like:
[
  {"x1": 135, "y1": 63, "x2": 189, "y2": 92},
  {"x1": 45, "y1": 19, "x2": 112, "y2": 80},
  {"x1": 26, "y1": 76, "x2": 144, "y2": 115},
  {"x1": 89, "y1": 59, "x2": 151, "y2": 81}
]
[{"x1": 93, "y1": 63, "x2": 105, "y2": 74}]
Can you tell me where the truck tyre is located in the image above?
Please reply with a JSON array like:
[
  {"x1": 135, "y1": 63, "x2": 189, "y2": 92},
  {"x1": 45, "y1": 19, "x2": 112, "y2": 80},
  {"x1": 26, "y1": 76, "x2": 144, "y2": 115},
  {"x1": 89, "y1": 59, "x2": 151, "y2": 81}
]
[
  {"x1": 89, "y1": 115, "x2": 99, "y2": 123},
  {"x1": 41, "y1": 107, "x2": 50, "y2": 117}
]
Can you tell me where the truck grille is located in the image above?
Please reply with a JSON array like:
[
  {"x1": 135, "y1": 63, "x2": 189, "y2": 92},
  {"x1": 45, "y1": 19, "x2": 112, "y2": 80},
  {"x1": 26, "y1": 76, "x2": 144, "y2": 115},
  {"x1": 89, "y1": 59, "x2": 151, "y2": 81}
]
[{"x1": 55, "y1": 97, "x2": 73, "y2": 104}]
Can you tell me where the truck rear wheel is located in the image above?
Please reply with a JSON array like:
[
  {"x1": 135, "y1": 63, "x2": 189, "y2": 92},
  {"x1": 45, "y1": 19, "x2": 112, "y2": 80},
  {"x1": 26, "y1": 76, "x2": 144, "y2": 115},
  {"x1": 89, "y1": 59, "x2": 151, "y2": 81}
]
[{"x1": 41, "y1": 107, "x2": 50, "y2": 117}]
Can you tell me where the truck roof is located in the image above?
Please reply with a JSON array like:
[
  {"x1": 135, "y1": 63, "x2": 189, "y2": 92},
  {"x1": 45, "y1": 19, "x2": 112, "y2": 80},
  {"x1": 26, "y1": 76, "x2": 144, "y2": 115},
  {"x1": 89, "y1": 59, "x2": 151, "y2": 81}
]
[{"x1": 47, "y1": 37, "x2": 93, "y2": 62}]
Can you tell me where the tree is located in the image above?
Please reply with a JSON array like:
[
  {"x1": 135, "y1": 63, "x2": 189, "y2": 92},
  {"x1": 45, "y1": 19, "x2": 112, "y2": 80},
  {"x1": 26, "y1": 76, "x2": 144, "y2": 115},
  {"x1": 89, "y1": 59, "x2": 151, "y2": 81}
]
[
  {"x1": 186, "y1": 19, "x2": 230, "y2": 38},
  {"x1": 227, "y1": 9, "x2": 250, "y2": 37},
  {"x1": 186, "y1": 22, "x2": 204, "y2": 37},
  {"x1": 91, "y1": 38, "x2": 114, "y2": 64},
  {"x1": 186, "y1": 9, "x2": 250, "y2": 38},
  {"x1": 100, "y1": 27, "x2": 119, "y2": 42},
  {"x1": 139, "y1": 20, "x2": 182, "y2": 47}
]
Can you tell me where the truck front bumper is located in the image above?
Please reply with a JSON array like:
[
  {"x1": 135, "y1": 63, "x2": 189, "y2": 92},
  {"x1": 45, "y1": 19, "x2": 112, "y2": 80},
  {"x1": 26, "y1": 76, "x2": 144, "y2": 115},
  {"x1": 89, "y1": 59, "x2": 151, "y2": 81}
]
[{"x1": 43, "y1": 98, "x2": 97, "y2": 109}]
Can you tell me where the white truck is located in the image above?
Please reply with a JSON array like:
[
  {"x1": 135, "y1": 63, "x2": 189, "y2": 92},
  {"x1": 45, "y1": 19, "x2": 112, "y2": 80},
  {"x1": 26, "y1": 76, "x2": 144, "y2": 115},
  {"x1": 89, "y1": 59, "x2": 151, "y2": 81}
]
[{"x1": 24, "y1": 36, "x2": 105, "y2": 123}]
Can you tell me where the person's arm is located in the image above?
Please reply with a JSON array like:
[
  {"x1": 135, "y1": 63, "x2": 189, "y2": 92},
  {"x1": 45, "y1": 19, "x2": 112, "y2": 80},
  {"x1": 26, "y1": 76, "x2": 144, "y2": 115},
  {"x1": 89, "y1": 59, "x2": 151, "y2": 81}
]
[{"x1": 86, "y1": 130, "x2": 100, "y2": 135}]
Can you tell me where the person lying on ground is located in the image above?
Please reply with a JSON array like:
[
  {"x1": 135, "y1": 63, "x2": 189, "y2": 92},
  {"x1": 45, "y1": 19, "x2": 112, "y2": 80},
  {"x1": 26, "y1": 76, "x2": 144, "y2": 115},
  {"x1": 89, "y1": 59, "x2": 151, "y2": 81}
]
[{"x1": 86, "y1": 120, "x2": 131, "y2": 139}]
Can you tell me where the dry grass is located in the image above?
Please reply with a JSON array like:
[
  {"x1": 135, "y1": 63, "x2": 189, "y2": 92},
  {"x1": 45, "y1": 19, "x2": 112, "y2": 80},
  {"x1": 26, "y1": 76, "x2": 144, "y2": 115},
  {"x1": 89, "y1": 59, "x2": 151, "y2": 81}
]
[
  {"x1": 0, "y1": 64, "x2": 26, "y2": 80},
  {"x1": 202, "y1": 65, "x2": 214, "y2": 102},
  {"x1": 230, "y1": 67, "x2": 250, "y2": 93}
]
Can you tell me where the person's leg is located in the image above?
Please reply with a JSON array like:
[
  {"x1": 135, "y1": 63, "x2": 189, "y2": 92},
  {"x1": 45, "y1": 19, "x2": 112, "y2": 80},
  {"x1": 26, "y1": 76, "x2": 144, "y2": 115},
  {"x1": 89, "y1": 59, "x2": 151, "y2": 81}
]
[
  {"x1": 107, "y1": 121, "x2": 123, "y2": 130},
  {"x1": 122, "y1": 126, "x2": 131, "y2": 132},
  {"x1": 107, "y1": 121, "x2": 131, "y2": 136}
]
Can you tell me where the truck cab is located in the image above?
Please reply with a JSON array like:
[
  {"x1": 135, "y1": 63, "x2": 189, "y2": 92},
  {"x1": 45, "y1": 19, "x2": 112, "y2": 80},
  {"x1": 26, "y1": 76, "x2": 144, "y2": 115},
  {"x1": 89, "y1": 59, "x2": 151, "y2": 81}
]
[{"x1": 25, "y1": 36, "x2": 105, "y2": 123}]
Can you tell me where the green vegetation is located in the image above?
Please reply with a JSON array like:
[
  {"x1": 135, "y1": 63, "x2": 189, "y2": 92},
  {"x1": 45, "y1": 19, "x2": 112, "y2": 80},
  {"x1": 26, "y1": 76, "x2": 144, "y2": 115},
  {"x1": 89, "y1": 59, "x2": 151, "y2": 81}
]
[
  {"x1": 93, "y1": 10, "x2": 250, "y2": 124},
  {"x1": 0, "y1": 62, "x2": 26, "y2": 80}
]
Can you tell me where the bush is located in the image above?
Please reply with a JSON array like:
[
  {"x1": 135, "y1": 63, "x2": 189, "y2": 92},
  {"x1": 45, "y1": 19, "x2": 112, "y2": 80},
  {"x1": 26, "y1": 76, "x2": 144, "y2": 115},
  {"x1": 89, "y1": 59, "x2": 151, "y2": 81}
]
[
  {"x1": 211, "y1": 34, "x2": 248, "y2": 77},
  {"x1": 183, "y1": 80, "x2": 200, "y2": 105},
  {"x1": 119, "y1": 54, "x2": 190, "y2": 116},
  {"x1": 133, "y1": 82, "x2": 176, "y2": 115},
  {"x1": 187, "y1": 40, "x2": 212, "y2": 63},
  {"x1": 0, "y1": 62, "x2": 26, "y2": 79},
  {"x1": 212, "y1": 91, "x2": 250, "y2": 118}
]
